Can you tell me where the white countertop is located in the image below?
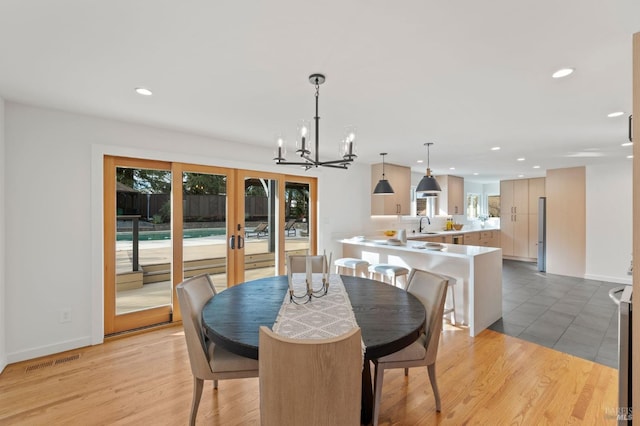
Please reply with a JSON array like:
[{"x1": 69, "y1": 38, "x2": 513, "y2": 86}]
[{"x1": 340, "y1": 238, "x2": 500, "y2": 259}]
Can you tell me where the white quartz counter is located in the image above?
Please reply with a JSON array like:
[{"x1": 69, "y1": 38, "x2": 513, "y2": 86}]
[{"x1": 341, "y1": 238, "x2": 503, "y2": 337}]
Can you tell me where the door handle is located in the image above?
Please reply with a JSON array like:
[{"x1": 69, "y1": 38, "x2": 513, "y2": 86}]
[
  {"x1": 238, "y1": 235, "x2": 244, "y2": 249},
  {"x1": 229, "y1": 235, "x2": 235, "y2": 249},
  {"x1": 629, "y1": 114, "x2": 633, "y2": 142}
]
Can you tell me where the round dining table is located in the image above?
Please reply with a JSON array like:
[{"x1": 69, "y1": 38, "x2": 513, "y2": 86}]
[{"x1": 201, "y1": 274, "x2": 426, "y2": 424}]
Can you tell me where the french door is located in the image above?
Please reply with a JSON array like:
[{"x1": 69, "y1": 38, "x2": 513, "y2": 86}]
[{"x1": 104, "y1": 156, "x2": 316, "y2": 335}]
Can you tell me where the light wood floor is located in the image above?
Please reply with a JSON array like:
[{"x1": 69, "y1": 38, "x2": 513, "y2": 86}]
[{"x1": 0, "y1": 323, "x2": 618, "y2": 425}]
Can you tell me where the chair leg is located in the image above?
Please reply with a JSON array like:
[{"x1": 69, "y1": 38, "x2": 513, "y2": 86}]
[
  {"x1": 190, "y1": 377, "x2": 204, "y2": 426},
  {"x1": 373, "y1": 363, "x2": 384, "y2": 426},
  {"x1": 213, "y1": 379, "x2": 219, "y2": 389},
  {"x1": 427, "y1": 363, "x2": 441, "y2": 412},
  {"x1": 404, "y1": 367, "x2": 409, "y2": 376},
  {"x1": 449, "y1": 285, "x2": 456, "y2": 325}
]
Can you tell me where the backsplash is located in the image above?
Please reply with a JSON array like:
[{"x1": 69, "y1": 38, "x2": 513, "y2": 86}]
[{"x1": 369, "y1": 215, "x2": 500, "y2": 237}]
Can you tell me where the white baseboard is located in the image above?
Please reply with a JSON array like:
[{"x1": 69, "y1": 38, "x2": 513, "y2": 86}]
[
  {"x1": 6, "y1": 336, "x2": 93, "y2": 364},
  {"x1": 583, "y1": 273, "x2": 632, "y2": 286},
  {"x1": 0, "y1": 355, "x2": 7, "y2": 374}
]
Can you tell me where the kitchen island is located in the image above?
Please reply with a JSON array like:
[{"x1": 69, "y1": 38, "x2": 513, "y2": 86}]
[{"x1": 341, "y1": 238, "x2": 502, "y2": 336}]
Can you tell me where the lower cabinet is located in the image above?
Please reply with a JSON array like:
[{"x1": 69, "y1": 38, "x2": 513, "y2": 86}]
[
  {"x1": 414, "y1": 231, "x2": 500, "y2": 248},
  {"x1": 479, "y1": 230, "x2": 500, "y2": 248},
  {"x1": 464, "y1": 232, "x2": 480, "y2": 245},
  {"x1": 500, "y1": 214, "x2": 529, "y2": 257}
]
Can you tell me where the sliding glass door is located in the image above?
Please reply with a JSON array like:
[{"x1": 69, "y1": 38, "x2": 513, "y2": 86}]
[
  {"x1": 104, "y1": 157, "x2": 316, "y2": 335},
  {"x1": 105, "y1": 157, "x2": 174, "y2": 334}
]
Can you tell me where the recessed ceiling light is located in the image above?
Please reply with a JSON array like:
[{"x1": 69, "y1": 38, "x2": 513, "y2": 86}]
[
  {"x1": 552, "y1": 68, "x2": 574, "y2": 79},
  {"x1": 473, "y1": 172, "x2": 479, "y2": 175},
  {"x1": 627, "y1": 155, "x2": 634, "y2": 159},
  {"x1": 518, "y1": 174, "x2": 525, "y2": 178},
  {"x1": 517, "y1": 157, "x2": 525, "y2": 162},
  {"x1": 417, "y1": 160, "x2": 424, "y2": 163},
  {"x1": 449, "y1": 167, "x2": 455, "y2": 170},
  {"x1": 533, "y1": 165, "x2": 541, "y2": 169},
  {"x1": 135, "y1": 87, "x2": 153, "y2": 96},
  {"x1": 491, "y1": 146, "x2": 501, "y2": 151},
  {"x1": 622, "y1": 142, "x2": 633, "y2": 147},
  {"x1": 608, "y1": 111, "x2": 625, "y2": 118}
]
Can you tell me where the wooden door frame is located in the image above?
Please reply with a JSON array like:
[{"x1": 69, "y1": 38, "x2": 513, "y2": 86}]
[
  {"x1": 104, "y1": 157, "x2": 317, "y2": 334},
  {"x1": 104, "y1": 156, "x2": 173, "y2": 335}
]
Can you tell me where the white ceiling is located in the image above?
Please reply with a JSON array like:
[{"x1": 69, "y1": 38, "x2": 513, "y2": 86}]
[{"x1": 1, "y1": 1, "x2": 639, "y2": 183}]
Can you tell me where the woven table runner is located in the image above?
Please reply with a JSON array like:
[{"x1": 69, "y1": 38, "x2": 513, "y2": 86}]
[{"x1": 272, "y1": 273, "x2": 361, "y2": 340}]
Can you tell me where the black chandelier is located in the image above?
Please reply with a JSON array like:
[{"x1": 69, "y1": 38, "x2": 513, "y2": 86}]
[{"x1": 274, "y1": 73, "x2": 357, "y2": 170}]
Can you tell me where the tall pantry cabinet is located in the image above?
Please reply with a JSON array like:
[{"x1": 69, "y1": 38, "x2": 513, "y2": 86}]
[{"x1": 500, "y1": 178, "x2": 545, "y2": 260}]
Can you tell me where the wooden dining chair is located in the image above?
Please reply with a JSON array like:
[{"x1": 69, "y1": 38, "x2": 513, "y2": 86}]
[
  {"x1": 258, "y1": 326, "x2": 363, "y2": 426},
  {"x1": 371, "y1": 269, "x2": 449, "y2": 426},
  {"x1": 287, "y1": 254, "x2": 327, "y2": 273},
  {"x1": 176, "y1": 274, "x2": 259, "y2": 426}
]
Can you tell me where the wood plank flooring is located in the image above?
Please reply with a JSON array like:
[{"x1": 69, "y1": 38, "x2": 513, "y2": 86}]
[{"x1": 0, "y1": 323, "x2": 618, "y2": 425}]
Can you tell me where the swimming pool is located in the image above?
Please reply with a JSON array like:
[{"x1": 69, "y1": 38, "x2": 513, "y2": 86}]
[{"x1": 116, "y1": 228, "x2": 225, "y2": 241}]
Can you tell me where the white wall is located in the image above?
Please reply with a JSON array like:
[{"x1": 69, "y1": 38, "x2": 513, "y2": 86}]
[
  {"x1": 6, "y1": 102, "x2": 369, "y2": 362},
  {"x1": 585, "y1": 161, "x2": 633, "y2": 284},
  {"x1": 0, "y1": 97, "x2": 6, "y2": 372},
  {"x1": 2, "y1": 101, "x2": 633, "y2": 363}
]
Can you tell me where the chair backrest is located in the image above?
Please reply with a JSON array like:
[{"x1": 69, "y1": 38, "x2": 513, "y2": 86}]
[
  {"x1": 405, "y1": 269, "x2": 449, "y2": 364},
  {"x1": 254, "y1": 222, "x2": 268, "y2": 232},
  {"x1": 287, "y1": 254, "x2": 327, "y2": 274},
  {"x1": 176, "y1": 274, "x2": 217, "y2": 378},
  {"x1": 259, "y1": 326, "x2": 362, "y2": 426}
]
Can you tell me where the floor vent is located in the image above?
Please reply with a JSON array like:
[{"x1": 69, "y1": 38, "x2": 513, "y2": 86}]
[{"x1": 25, "y1": 353, "x2": 81, "y2": 373}]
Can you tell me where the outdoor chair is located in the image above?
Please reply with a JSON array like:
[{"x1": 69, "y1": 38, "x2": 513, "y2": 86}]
[
  {"x1": 284, "y1": 219, "x2": 296, "y2": 237},
  {"x1": 245, "y1": 222, "x2": 268, "y2": 238}
]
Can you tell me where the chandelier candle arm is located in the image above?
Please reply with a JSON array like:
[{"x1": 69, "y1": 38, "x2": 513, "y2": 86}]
[{"x1": 275, "y1": 73, "x2": 357, "y2": 170}]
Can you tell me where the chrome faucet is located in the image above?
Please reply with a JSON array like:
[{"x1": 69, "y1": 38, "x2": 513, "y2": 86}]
[{"x1": 418, "y1": 216, "x2": 431, "y2": 233}]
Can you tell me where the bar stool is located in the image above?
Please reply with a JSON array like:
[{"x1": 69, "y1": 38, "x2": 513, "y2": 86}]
[
  {"x1": 368, "y1": 264, "x2": 410, "y2": 288},
  {"x1": 334, "y1": 258, "x2": 370, "y2": 277},
  {"x1": 440, "y1": 274, "x2": 457, "y2": 325}
]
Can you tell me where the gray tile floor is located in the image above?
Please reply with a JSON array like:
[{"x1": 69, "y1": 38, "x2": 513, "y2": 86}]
[{"x1": 489, "y1": 260, "x2": 624, "y2": 369}]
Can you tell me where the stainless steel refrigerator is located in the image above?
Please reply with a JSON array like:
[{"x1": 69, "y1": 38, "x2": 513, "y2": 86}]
[{"x1": 537, "y1": 197, "x2": 546, "y2": 272}]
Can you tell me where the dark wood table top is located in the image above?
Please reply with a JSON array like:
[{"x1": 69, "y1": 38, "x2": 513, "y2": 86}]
[{"x1": 202, "y1": 274, "x2": 426, "y2": 360}]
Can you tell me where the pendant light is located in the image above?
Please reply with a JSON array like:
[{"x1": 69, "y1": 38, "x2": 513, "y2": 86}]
[
  {"x1": 373, "y1": 153, "x2": 394, "y2": 195},
  {"x1": 416, "y1": 142, "x2": 441, "y2": 194}
]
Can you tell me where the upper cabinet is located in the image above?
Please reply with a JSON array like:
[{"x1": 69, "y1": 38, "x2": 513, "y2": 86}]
[
  {"x1": 371, "y1": 163, "x2": 411, "y2": 215},
  {"x1": 435, "y1": 175, "x2": 464, "y2": 215},
  {"x1": 501, "y1": 179, "x2": 529, "y2": 214},
  {"x1": 500, "y1": 177, "x2": 545, "y2": 260}
]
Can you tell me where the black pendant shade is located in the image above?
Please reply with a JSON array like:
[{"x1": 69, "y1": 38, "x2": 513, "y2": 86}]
[
  {"x1": 373, "y1": 153, "x2": 395, "y2": 195},
  {"x1": 416, "y1": 142, "x2": 441, "y2": 195},
  {"x1": 374, "y1": 178, "x2": 394, "y2": 194},
  {"x1": 416, "y1": 174, "x2": 441, "y2": 194}
]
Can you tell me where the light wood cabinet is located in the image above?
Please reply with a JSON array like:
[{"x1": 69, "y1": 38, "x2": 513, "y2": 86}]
[
  {"x1": 436, "y1": 175, "x2": 464, "y2": 215},
  {"x1": 413, "y1": 234, "x2": 454, "y2": 244},
  {"x1": 500, "y1": 178, "x2": 544, "y2": 259},
  {"x1": 371, "y1": 163, "x2": 411, "y2": 215},
  {"x1": 527, "y1": 178, "x2": 545, "y2": 258},
  {"x1": 479, "y1": 230, "x2": 500, "y2": 248},
  {"x1": 462, "y1": 230, "x2": 501, "y2": 248},
  {"x1": 464, "y1": 232, "x2": 481, "y2": 245}
]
